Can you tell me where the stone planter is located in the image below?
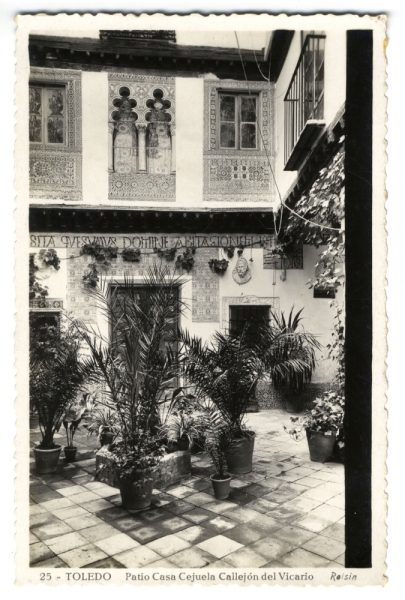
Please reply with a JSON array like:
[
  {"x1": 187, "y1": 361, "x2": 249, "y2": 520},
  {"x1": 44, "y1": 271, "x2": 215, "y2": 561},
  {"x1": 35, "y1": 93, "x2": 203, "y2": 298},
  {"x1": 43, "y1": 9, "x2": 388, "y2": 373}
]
[{"x1": 95, "y1": 448, "x2": 191, "y2": 490}]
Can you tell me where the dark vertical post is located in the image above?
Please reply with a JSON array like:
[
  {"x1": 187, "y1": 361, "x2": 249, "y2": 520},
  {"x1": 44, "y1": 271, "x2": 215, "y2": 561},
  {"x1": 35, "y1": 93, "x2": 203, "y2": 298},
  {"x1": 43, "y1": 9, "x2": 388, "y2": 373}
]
[{"x1": 345, "y1": 30, "x2": 373, "y2": 567}]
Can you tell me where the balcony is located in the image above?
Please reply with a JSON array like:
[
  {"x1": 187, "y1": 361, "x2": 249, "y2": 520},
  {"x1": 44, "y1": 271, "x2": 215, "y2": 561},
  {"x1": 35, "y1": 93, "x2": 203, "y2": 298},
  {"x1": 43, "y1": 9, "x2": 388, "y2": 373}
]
[{"x1": 284, "y1": 34, "x2": 326, "y2": 171}]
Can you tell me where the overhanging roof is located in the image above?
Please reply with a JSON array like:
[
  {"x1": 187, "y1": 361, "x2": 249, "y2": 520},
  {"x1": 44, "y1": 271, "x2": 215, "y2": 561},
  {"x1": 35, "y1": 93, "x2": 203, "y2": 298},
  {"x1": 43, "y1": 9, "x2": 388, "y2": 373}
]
[{"x1": 29, "y1": 206, "x2": 275, "y2": 234}]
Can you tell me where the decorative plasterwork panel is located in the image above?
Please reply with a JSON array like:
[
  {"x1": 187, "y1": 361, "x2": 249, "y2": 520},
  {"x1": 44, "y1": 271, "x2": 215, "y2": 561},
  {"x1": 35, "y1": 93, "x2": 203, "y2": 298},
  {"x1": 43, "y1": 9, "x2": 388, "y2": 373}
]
[
  {"x1": 192, "y1": 248, "x2": 220, "y2": 323},
  {"x1": 221, "y1": 295, "x2": 280, "y2": 331},
  {"x1": 108, "y1": 72, "x2": 175, "y2": 201},
  {"x1": 29, "y1": 152, "x2": 82, "y2": 201},
  {"x1": 204, "y1": 79, "x2": 275, "y2": 203},
  {"x1": 108, "y1": 73, "x2": 175, "y2": 126},
  {"x1": 109, "y1": 172, "x2": 175, "y2": 202},
  {"x1": 29, "y1": 68, "x2": 82, "y2": 200}
]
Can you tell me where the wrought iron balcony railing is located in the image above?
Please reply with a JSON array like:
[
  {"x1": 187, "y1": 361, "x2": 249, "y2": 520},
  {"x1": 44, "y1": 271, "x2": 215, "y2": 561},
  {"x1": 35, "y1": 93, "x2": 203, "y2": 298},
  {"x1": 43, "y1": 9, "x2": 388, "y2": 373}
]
[{"x1": 284, "y1": 34, "x2": 326, "y2": 170}]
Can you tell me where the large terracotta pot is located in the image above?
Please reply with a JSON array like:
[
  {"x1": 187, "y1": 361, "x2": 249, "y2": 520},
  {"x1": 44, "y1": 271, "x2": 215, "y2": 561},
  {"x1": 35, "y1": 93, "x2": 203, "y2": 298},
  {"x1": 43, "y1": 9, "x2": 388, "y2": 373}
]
[
  {"x1": 225, "y1": 432, "x2": 255, "y2": 474},
  {"x1": 119, "y1": 470, "x2": 155, "y2": 511},
  {"x1": 210, "y1": 474, "x2": 232, "y2": 500},
  {"x1": 34, "y1": 445, "x2": 61, "y2": 474},
  {"x1": 306, "y1": 430, "x2": 337, "y2": 463}
]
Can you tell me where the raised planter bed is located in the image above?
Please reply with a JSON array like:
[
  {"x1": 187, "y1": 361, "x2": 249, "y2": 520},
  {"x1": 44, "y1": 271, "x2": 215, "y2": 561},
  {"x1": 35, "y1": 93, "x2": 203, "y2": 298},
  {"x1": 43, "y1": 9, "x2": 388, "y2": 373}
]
[{"x1": 95, "y1": 447, "x2": 191, "y2": 490}]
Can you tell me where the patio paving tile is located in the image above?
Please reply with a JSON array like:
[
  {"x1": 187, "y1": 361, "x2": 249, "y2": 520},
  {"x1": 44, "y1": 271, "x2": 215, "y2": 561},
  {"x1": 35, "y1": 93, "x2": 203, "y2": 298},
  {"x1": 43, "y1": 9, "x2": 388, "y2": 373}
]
[
  {"x1": 65, "y1": 514, "x2": 104, "y2": 531},
  {"x1": 85, "y1": 557, "x2": 125, "y2": 568},
  {"x1": 30, "y1": 511, "x2": 55, "y2": 528},
  {"x1": 113, "y1": 546, "x2": 161, "y2": 567},
  {"x1": 58, "y1": 543, "x2": 108, "y2": 567},
  {"x1": 159, "y1": 516, "x2": 190, "y2": 533},
  {"x1": 204, "y1": 515, "x2": 238, "y2": 533},
  {"x1": 52, "y1": 506, "x2": 90, "y2": 520},
  {"x1": 246, "y1": 498, "x2": 279, "y2": 514},
  {"x1": 68, "y1": 491, "x2": 101, "y2": 504},
  {"x1": 146, "y1": 558, "x2": 177, "y2": 568},
  {"x1": 181, "y1": 508, "x2": 218, "y2": 524},
  {"x1": 96, "y1": 506, "x2": 129, "y2": 522},
  {"x1": 326, "y1": 494, "x2": 345, "y2": 509},
  {"x1": 33, "y1": 556, "x2": 68, "y2": 568},
  {"x1": 276, "y1": 547, "x2": 331, "y2": 567},
  {"x1": 166, "y1": 485, "x2": 196, "y2": 499},
  {"x1": 127, "y1": 525, "x2": 166, "y2": 544},
  {"x1": 31, "y1": 520, "x2": 74, "y2": 541},
  {"x1": 166, "y1": 500, "x2": 196, "y2": 516},
  {"x1": 94, "y1": 533, "x2": 140, "y2": 554},
  {"x1": 224, "y1": 523, "x2": 268, "y2": 546},
  {"x1": 302, "y1": 535, "x2": 345, "y2": 561},
  {"x1": 197, "y1": 535, "x2": 243, "y2": 559},
  {"x1": 270, "y1": 525, "x2": 316, "y2": 546},
  {"x1": 202, "y1": 559, "x2": 233, "y2": 568},
  {"x1": 281, "y1": 496, "x2": 322, "y2": 513},
  {"x1": 30, "y1": 541, "x2": 56, "y2": 564},
  {"x1": 80, "y1": 523, "x2": 121, "y2": 543},
  {"x1": 176, "y1": 525, "x2": 215, "y2": 545},
  {"x1": 294, "y1": 514, "x2": 334, "y2": 533},
  {"x1": 203, "y1": 500, "x2": 238, "y2": 514},
  {"x1": 170, "y1": 546, "x2": 215, "y2": 568},
  {"x1": 80, "y1": 499, "x2": 115, "y2": 513},
  {"x1": 146, "y1": 534, "x2": 191, "y2": 557},
  {"x1": 186, "y1": 492, "x2": 218, "y2": 507},
  {"x1": 248, "y1": 513, "x2": 283, "y2": 533},
  {"x1": 38, "y1": 497, "x2": 75, "y2": 512},
  {"x1": 248, "y1": 538, "x2": 293, "y2": 562},
  {"x1": 335, "y1": 553, "x2": 345, "y2": 566},
  {"x1": 224, "y1": 546, "x2": 269, "y2": 568},
  {"x1": 309, "y1": 504, "x2": 345, "y2": 523},
  {"x1": 56, "y1": 485, "x2": 88, "y2": 497},
  {"x1": 184, "y1": 479, "x2": 211, "y2": 492},
  {"x1": 320, "y1": 522, "x2": 345, "y2": 542},
  {"x1": 222, "y1": 506, "x2": 261, "y2": 523},
  {"x1": 47, "y1": 531, "x2": 88, "y2": 554}
]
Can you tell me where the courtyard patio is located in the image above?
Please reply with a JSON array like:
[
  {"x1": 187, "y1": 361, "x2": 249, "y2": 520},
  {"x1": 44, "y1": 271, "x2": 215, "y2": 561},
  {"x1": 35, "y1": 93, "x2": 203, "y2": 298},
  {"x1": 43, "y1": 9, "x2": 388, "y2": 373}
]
[{"x1": 29, "y1": 409, "x2": 345, "y2": 569}]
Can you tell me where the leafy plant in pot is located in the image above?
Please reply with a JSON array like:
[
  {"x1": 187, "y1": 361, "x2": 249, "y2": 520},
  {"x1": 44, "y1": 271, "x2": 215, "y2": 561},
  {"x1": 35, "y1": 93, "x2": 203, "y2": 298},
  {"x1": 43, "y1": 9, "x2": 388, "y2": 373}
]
[
  {"x1": 284, "y1": 390, "x2": 344, "y2": 463},
  {"x1": 76, "y1": 264, "x2": 185, "y2": 510},
  {"x1": 199, "y1": 407, "x2": 233, "y2": 499},
  {"x1": 180, "y1": 330, "x2": 263, "y2": 474},
  {"x1": 62, "y1": 393, "x2": 94, "y2": 462},
  {"x1": 86, "y1": 406, "x2": 120, "y2": 447},
  {"x1": 256, "y1": 307, "x2": 320, "y2": 414},
  {"x1": 158, "y1": 389, "x2": 201, "y2": 453},
  {"x1": 30, "y1": 321, "x2": 91, "y2": 474}
]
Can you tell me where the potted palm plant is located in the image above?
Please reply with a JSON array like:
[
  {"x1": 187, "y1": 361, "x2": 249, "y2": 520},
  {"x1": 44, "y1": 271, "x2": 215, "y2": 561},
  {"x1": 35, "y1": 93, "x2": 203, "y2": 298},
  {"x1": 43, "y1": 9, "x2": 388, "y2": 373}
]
[
  {"x1": 180, "y1": 330, "x2": 263, "y2": 474},
  {"x1": 200, "y1": 408, "x2": 232, "y2": 499},
  {"x1": 284, "y1": 390, "x2": 344, "y2": 463},
  {"x1": 30, "y1": 321, "x2": 90, "y2": 474},
  {"x1": 257, "y1": 307, "x2": 320, "y2": 413},
  {"x1": 77, "y1": 264, "x2": 184, "y2": 511}
]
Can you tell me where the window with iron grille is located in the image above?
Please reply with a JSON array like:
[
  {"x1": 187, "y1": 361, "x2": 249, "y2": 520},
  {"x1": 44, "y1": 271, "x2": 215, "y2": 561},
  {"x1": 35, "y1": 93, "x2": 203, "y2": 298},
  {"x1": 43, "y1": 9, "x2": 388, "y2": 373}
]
[
  {"x1": 219, "y1": 93, "x2": 258, "y2": 150},
  {"x1": 284, "y1": 34, "x2": 326, "y2": 165}
]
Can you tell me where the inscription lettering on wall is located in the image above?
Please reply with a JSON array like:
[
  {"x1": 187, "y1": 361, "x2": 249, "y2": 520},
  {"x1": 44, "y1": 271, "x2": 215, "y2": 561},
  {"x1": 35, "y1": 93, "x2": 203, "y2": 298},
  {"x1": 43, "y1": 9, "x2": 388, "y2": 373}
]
[{"x1": 30, "y1": 233, "x2": 276, "y2": 250}]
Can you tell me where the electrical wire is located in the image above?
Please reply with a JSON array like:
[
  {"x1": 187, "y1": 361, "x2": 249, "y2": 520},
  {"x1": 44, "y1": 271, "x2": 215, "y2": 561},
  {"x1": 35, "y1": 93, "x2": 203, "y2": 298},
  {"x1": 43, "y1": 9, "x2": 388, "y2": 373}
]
[{"x1": 234, "y1": 31, "x2": 342, "y2": 234}]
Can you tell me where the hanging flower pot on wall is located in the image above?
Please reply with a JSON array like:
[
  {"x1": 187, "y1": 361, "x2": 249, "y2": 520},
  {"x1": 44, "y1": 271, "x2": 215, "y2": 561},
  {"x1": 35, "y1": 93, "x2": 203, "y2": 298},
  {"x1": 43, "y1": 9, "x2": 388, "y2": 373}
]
[
  {"x1": 175, "y1": 247, "x2": 195, "y2": 272},
  {"x1": 208, "y1": 258, "x2": 229, "y2": 275},
  {"x1": 122, "y1": 247, "x2": 141, "y2": 262}
]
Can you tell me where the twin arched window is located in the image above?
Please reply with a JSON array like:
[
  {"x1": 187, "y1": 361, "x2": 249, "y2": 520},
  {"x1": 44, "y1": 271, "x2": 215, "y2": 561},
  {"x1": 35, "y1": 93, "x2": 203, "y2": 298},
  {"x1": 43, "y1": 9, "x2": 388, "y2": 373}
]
[{"x1": 111, "y1": 87, "x2": 173, "y2": 175}]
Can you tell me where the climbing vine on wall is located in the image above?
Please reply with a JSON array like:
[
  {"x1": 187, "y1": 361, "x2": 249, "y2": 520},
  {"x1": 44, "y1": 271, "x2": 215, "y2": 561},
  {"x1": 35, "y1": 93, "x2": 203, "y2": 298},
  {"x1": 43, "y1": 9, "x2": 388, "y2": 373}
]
[{"x1": 280, "y1": 144, "x2": 345, "y2": 291}]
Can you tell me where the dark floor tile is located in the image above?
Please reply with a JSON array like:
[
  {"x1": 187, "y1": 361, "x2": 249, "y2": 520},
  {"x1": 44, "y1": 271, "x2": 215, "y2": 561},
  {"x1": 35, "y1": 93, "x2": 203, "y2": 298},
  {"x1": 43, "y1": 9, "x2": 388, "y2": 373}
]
[
  {"x1": 83, "y1": 557, "x2": 125, "y2": 568},
  {"x1": 228, "y1": 488, "x2": 257, "y2": 506},
  {"x1": 224, "y1": 523, "x2": 266, "y2": 545}
]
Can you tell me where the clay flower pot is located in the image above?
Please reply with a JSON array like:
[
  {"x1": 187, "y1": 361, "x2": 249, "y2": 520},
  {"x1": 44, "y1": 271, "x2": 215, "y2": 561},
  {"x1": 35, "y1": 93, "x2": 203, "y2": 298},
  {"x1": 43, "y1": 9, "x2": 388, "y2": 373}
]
[
  {"x1": 63, "y1": 446, "x2": 77, "y2": 462},
  {"x1": 210, "y1": 474, "x2": 232, "y2": 500},
  {"x1": 225, "y1": 431, "x2": 255, "y2": 474},
  {"x1": 34, "y1": 445, "x2": 61, "y2": 474}
]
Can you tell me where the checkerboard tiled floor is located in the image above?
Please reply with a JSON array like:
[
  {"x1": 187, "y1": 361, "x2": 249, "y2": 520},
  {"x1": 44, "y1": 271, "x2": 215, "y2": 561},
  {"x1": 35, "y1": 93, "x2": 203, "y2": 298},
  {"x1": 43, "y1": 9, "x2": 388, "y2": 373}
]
[{"x1": 29, "y1": 410, "x2": 345, "y2": 568}]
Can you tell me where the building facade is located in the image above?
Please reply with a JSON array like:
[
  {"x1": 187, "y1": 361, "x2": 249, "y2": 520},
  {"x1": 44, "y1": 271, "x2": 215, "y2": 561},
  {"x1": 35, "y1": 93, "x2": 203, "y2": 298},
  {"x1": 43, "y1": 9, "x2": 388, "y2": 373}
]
[{"x1": 28, "y1": 29, "x2": 346, "y2": 407}]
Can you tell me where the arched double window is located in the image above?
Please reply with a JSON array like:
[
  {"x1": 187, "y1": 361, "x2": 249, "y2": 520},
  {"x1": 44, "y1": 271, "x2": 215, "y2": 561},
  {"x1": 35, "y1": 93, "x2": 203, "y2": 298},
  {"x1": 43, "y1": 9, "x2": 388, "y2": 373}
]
[{"x1": 111, "y1": 87, "x2": 173, "y2": 175}]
